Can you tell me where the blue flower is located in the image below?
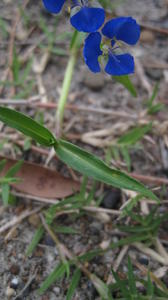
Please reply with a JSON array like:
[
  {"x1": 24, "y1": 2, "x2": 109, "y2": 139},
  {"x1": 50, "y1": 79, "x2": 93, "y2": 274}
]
[
  {"x1": 83, "y1": 17, "x2": 140, "y2": 76},
  {"x1": 42, "y1": 0, "x2": 105, "y2": 33},
  {"x1": 42, "y1": 0, "x2": 66, "y2": 14}
]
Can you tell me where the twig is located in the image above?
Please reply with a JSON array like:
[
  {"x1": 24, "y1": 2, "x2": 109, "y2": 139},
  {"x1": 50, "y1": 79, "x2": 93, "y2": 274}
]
[
  {"x1": 130, "y1": 172, "x2": 168, "y2": 185},
  {"x1": 0, "y1": 99, "x2": 138, "y2": 119},
  {"x1": 133, "y1": 260, "x2": 168, "y2": 293},
  {"x1": 5, "y1": 224, "x2": 18, "y2": 241},
  {"x1": 40, "y1": 213, "x2": 70, "y2": 268},
  {"x1": 133, "y1": 242, "x2": 168, "y2": 265},
  {"x1": 140, "y1": 22, "x2": 168, "y2": 35},
  {"x1": 40, "y1": 213, "x2": 91, "y2": 277},
  {"x1": 154, "y1": 238, "x2": 168, "y2": 262},
  {"x1": 114, "y1": 245, "x2": 129, "y2": 272},
  {"x1": 84, "y1": 206, "x2": 121, "y2": 216},
  {"x1": 135, "y1": 58, "x2": 152, "y2": 95},
  {"x1": 0, "y1": 206, "x2": 44, "y2": 234}
]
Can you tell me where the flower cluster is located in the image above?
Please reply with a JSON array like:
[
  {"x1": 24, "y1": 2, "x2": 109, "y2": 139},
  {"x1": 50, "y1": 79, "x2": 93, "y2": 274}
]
[{"x1": 42, "y1": 0, "x2": 140, "y2": 76}]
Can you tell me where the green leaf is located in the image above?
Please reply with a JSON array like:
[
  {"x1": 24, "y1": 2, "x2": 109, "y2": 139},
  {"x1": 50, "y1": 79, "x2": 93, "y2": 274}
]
[
  {"x1": 54, "y1": 225, "x2": 80, "y2": 235},
  {"x1": 90, "y1": 274, "x2": 109, "y2": 300},
  {"x1": 1, "y1": 183, "x2": 10, "y2": 205},
  {"x1": 26, "y1": 225, "x2": 44, "y2": 256},
  {"x1": 54, "y1": 139, "x2": 157, "y2": 201},
  {"x1": 112, "y1": 271, "x2": 130, "y2": 300},
  {"x1": 121, "y1": 195, "x2": 143, "y2": 217},
  {"x1": 113, "y1": 75, "x2": 137, "y2": 97},
  {"x1": 38, "y1": 263, "x2": 66, "y2": 294},
  {"x1": 147, "y1": 272, "x2": 154, "y2": 297},
  {"x1": 66, "y1": 268, "x2": 81, "y2": 300},
  {"x1": 5, "y1": 160, "x2": 23, "y2": 178},
  {"x1": 148, "y1": 103, "x2": 164, "y2": 115},
  {"x1": 127, "y1": 257, "x2": 138, "y2": 297},
  {"x1": 0, "y1": 159, "x2": 6, "y2": 173},
  {"x1": 120, "y1": 146, "x2": 131, "y2": 171},
  {"x1": 147, "y1": 83, "x2": 159, "y2": 108},
  {"x1": 12, "y1": 48, "x2": 21, "y2": 84},
  {"x1": 0, "y1": 177, "x2": 21, "y2": 184},
  {"x1": 118, "y1": 123, "x2": 152, "y2": 146},
  {"x1": 20, "y1": 58, "x2": 32, "y2": 85},
  {"x1": 0, "y1": 107, "x2": 56, "y2": 147}
]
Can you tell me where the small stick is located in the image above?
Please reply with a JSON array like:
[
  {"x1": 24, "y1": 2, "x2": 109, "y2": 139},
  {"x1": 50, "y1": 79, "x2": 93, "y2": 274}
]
[
  {"x1": 133, "y1": 242, "x2": 168, "y2": 265},
  {"x1": 154, "y1": 238, "x2": 168, "y2": 262},
  {"x1": 0, "y1": 99, "x2": 138, "y2": 119},
  {"x1": 0, "y1": 206, "x2": 44, "y2": 234},
  {"x1": 130, "y1": 172, "x2": 168, "y2": 185},
  {"x1": 40, "y1": 213, "x2": 91, "y2": 277},
  {"x1": 84, "y1": 206, "x2": 121, "y2": 216},
  {"x1": 140, "y1": 22, "x2": 168, "y2": 35}
]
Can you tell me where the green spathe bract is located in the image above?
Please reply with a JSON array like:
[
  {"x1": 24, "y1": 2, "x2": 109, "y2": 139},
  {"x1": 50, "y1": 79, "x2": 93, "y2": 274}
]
[{"x1": 0, "y1": 107, "x2": 157, "y2": 201}]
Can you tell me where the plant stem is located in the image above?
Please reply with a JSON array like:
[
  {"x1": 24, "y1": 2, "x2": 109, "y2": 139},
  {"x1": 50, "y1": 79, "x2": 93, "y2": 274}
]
[{"x1": 56, "y1": 31, "x2": 80, "y2": 137}]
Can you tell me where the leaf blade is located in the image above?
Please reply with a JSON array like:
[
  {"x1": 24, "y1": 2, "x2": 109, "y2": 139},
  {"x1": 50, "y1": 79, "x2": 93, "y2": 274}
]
[
  {"x1": 0, "y1": 107, "x2": 56, "y2": 147},
  {"x1": 118, "y1": 123, "x2": 152, "y2": 146},
  {"x1": 113, "y1": 75, "x2": 137, "y2": 97},
  {"x1": 54, "y1": 140, "x2": 157, "y2": 201},
  {"x1": 66, "y1": 268, "x2": 81, "y2": 300}
]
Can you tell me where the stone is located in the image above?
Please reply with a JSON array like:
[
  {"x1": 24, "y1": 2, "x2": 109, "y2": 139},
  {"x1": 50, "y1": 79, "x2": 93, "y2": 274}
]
[
  {"x1": 10, "y1": 277, "x2": 19, "y2": 289},
  {"x1": 138, "y1": 256, "x2": 149, "y2": 265},
  {"x1": 28, "y1": 213, "x2": 41, "y2": 227},
  {"x1": 6, "y1": 287, "x2": 15, "y2": 299},
  {"x1": 82, "y1": 70, "x2": 105, "y2": 91},
  {"x1": 140, "y1": 30, "x2": 155, "y2": 44},
  {"x1": 101, "y1": 189, "x2": 121, "y2": 209},
  {"x1": 146, "y1": 69, "x2": 163, "y2": 80}
]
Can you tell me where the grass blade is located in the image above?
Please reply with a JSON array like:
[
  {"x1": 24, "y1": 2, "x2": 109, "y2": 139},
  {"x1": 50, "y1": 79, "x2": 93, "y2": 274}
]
[
  {"x1": 26, "y1": 225, "x2": 44, "y2": 256},
  {"x1": 38, "y1": 263, "x2": 66, "y2": 294},
  {"x1": 127, "y1": 257, "x2": 138, "y2": 297},
  {"x1": 66, "y1": 268, "x2": 81, "y2": 300}
]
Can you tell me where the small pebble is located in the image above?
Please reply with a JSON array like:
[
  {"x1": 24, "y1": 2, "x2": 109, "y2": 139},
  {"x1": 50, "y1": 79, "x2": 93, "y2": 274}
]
[
  {"x1": 10, "y1": 263, "x2": 20, "y2": 275},
  {"x1": 43, "y1": 235, "x2": 55, "y2": 247},
  {"x1": 101, "y1": 189, "x2": 121, "y2": 209},
  {"x1": 139, "y1": 256, "x2": 149, "y2": 266},
  {"x1": 10, "y1": 277, "x2": 19, "y2": 289},
  {"x1": 82, "y1": 70, "x2": 105, "y2": 91},
  {"x1": 146, "y1": 68, "x2": 163, "y2": 80},
  {"x1": 53, "y1": 286, "x2": 60, "y2": 295},
  {"x1": 6, "y1": 286, "x2": 15, "y2": 299},
  {"x1": 100, "y1": 239, "x2": 111, "y2": 250},
  {"x1": 140, "y1": 30, "x2": 155, "y2": 44},
  {"x1": 28, "y1": 213, "x2": 41, "y2": 227}
]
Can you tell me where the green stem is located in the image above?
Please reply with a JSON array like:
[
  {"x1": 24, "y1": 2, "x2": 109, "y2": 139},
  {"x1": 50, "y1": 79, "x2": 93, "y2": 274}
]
[{"x1": 56, "y1": 31, "x2": 81, "y2": 137}]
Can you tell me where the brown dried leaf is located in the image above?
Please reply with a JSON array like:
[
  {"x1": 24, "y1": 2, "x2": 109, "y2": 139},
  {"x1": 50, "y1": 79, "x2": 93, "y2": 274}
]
[{"x1": 0, "y1": 156, "x2": 80, "y2": 198}]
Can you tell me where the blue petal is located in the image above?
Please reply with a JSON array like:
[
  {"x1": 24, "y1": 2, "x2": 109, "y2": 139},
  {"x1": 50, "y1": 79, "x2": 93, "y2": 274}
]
[
  {"x1": 42, "y1": 0, "x2": 66, "y2": 13},
  {"x1": 102, "y1": 17, "x2": 140, "y2": 45},
  {"x1": 83, "y1": 32, "x2": 102, "y2": 73},
  {"x1": 70, "y1": 7, "x2": 105, "y2": 32},
  {"x1": 105, "y1": 53, "x2": 134, "y2": 75}
]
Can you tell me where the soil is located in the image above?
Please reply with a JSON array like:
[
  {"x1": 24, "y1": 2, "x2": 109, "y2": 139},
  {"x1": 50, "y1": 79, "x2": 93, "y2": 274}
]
[{"x1": 0, "y1": 0, "x2": 168, "y2": 299}]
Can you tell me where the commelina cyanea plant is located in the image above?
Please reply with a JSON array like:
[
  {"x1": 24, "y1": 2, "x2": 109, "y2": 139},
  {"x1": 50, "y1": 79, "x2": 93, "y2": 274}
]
[{"x1": 42, "y1": 0, "x2": 140, "y2": 76}]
